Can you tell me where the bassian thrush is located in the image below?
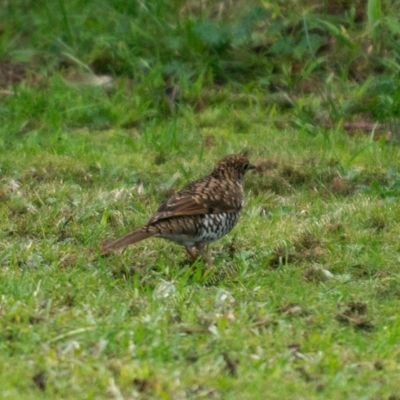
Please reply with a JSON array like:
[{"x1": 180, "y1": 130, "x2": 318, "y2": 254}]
[{"x1": 100, "y1": 154, "x2": 255, "y2": 267}]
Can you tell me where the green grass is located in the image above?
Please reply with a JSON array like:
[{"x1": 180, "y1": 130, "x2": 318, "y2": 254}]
[
  {"x1": 2, "y1": 87, "x2": 400, "y2": 398},
  {"x1": 2, "y1": 0, "x2": 400, "y2": 398}
]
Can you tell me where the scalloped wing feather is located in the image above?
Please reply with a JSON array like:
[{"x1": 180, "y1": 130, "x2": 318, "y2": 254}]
[{"x1": 148, "y1": 194, "x2": 237, "y2": 224}]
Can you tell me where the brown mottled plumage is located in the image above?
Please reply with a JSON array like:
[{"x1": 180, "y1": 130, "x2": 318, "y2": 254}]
[{"x1": 100, "y1": 154, "x2": 255, "y2": 267}]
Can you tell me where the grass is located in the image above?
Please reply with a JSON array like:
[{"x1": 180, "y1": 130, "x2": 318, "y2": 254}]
[
  {"x1": 2, "y1": 93, "x2": 400, "y2": 398},
  {"x1": 2, "y1": 0, "x2": 400, "y2": 398}
]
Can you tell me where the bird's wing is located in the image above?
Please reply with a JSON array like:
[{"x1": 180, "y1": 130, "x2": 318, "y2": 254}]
[
  {"x1": 148, "y1": 194, "x2": 238, "y2": 224},
  {"x1": 147, "y1": 175, "x2": 242, "y2": 224}
]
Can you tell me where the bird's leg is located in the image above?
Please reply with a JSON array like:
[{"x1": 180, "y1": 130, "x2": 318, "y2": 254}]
[
  {"x1": 185, "y1": 246, "x2": 198, "y2": 261},
  {"x1": 196, "y1": 243, "x2": 214, "y2": 268}
]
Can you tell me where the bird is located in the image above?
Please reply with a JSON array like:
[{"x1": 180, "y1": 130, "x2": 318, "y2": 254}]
[{"x1": 100, "y1": 154, "x2": 255, "y2": 267}]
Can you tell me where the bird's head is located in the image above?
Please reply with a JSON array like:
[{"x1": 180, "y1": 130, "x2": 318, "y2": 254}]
[{"x1": 211, "y1": 154, "x2": 255, "y2": 181}]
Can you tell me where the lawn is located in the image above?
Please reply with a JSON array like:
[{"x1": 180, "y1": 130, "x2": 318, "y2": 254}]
[{"x1": 1, "y1": 0, "x2": 400, "y2": 399}]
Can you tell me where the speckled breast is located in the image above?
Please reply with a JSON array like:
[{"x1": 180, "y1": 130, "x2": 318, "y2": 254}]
[{"x1": 195, "y1": 211, "x2": 241, "y2": 243}]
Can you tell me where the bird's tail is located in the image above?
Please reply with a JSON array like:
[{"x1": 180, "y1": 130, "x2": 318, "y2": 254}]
[{"x1": 100, "y1": 226, "x2": 155, "y2": 254}]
